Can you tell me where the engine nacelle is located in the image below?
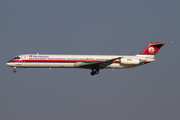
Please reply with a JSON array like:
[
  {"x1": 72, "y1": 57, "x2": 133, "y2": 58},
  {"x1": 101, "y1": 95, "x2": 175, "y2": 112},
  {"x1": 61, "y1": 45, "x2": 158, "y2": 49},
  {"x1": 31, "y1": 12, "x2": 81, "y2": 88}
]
[{"x1": 120, "y1": 58, "x2": 143, "y2": 65}]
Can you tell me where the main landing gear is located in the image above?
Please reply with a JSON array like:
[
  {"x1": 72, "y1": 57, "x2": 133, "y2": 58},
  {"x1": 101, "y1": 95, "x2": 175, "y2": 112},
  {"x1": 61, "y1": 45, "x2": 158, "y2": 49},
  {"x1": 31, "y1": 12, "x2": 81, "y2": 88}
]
[
  {"x1": 91, "y1": 69, "x2": 99, "y2": 76},
  {"x1": 13, "y1": 67, "x2": 16, "y2": 73}
]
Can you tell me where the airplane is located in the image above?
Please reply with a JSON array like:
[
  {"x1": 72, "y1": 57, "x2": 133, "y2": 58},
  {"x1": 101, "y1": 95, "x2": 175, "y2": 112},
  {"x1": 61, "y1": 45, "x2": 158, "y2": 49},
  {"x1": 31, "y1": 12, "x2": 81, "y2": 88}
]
[{"x1": 6, "y1": 42, "x2": 171, "y2": 76}]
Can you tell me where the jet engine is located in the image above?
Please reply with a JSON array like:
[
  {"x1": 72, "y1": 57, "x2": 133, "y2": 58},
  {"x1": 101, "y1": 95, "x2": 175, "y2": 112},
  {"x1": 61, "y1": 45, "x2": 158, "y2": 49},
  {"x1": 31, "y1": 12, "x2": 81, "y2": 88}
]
[{"x1": 120, "y1": 58, "x2": 143, "y2": 65}]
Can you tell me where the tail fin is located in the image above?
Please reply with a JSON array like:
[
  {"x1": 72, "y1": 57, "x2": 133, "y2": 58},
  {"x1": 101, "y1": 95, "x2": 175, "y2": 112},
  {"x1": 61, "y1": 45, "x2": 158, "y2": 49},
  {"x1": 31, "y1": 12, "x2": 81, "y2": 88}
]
[
  {"x1": 137, "y1": 42, "x2": 171, "y2": 58},
  {"x1": 140, "y1": 42, "x2": 165, "y2": 55}
]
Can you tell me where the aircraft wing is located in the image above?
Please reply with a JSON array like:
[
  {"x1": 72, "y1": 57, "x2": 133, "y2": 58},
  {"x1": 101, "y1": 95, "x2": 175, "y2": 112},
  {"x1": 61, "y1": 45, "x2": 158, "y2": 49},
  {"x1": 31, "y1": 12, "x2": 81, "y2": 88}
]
[{"x1": 79, "y1": 57, "x2": 121, "y2": 69}]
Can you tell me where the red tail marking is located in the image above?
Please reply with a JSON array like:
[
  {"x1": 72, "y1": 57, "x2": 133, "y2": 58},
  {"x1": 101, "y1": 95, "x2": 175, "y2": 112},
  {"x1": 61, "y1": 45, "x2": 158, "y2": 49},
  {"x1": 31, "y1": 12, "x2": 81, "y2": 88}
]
[{"x1": 140, "y1": 42, "x2": 165, "y2": 55}]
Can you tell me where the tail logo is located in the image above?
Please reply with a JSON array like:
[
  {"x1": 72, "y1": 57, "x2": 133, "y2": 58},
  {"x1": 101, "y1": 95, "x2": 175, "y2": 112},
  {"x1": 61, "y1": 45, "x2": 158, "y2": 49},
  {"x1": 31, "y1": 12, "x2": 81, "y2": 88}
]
[{"x1": 148, "y1": 47, "x2": 155, "y2": 53}]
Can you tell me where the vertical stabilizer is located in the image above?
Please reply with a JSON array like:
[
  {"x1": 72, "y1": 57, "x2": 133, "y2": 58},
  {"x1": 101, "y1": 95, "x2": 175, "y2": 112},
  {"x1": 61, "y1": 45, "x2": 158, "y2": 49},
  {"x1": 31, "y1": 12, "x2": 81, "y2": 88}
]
[
  {"x1": 140, "y1": 42, "x2": 165, "y2": 55},
  {"x1": 136, "y1": 42, "x2": 171, "y2": 59}
]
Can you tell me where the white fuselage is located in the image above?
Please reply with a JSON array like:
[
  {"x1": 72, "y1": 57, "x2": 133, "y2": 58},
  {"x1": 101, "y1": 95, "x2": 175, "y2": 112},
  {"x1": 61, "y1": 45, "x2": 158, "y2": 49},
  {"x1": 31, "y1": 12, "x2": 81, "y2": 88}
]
[
  {"x1": 6, "y1": 42, "x2": 168, "y2": 75},
  {"x1": 7, "y1": 54, "x2": 154, "y2": 69}
]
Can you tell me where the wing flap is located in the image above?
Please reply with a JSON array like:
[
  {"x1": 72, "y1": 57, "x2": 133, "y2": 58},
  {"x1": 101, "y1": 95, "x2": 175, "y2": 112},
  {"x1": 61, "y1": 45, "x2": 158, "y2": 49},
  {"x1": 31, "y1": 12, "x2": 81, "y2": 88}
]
[{"x1": 79, "y1": 57, "x2": 121, "y2": 69}]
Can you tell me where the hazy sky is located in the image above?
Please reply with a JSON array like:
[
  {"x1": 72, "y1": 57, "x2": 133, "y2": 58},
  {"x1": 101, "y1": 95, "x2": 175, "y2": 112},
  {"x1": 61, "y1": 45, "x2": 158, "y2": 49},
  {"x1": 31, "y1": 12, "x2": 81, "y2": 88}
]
[{"x1": 1, "y1": 0, "x2": 180, "y2": 120}]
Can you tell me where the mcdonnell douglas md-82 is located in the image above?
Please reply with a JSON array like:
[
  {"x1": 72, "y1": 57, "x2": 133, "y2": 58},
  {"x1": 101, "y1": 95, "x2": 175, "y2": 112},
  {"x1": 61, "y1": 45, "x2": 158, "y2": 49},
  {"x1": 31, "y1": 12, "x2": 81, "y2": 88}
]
[{"x1": 7, "y1": 42, "x2": 171, "y2": 76}]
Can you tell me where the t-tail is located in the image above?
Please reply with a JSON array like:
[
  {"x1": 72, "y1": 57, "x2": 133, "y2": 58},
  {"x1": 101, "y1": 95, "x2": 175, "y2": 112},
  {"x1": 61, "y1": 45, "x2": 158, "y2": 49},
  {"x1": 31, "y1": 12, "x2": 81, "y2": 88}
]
[{"x1": 136, "y1": 42, "x2": 172, "y2": 59}]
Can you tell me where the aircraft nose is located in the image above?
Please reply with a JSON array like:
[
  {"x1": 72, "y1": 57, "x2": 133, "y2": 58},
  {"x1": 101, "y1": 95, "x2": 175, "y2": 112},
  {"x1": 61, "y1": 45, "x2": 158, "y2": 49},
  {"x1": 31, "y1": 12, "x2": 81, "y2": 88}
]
[{"x1": 6, "y1": 62, "x2": 14, "y2": 67}]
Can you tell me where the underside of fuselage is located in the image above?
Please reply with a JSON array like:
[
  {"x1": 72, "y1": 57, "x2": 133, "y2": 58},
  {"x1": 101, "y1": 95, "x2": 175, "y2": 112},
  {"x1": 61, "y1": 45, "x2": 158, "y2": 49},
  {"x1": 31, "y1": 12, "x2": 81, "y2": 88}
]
[
  {"x1": 6, "y1": 58, "x2": 145, "y2": 76},
  {"x1": 7, "y1": 62, "x2": 142, "y2": 68}
]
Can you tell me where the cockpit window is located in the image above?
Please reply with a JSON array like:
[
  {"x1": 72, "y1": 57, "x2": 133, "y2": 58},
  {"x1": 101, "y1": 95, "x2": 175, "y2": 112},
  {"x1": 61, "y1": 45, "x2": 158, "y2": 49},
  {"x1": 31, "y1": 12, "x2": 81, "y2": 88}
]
[{"x1": 13, "y1": 56, "x2": 20, "y2": 59}]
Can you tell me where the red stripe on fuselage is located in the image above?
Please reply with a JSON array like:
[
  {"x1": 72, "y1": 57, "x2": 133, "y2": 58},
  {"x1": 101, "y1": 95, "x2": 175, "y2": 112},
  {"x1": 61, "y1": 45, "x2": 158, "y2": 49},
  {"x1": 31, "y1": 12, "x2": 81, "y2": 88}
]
[
  {"x1": 8, "y1": 60, "x2": 120, "y2": 63},
  {"x1": 143, "y1": 61, "x2": 150, "y2": 64}
]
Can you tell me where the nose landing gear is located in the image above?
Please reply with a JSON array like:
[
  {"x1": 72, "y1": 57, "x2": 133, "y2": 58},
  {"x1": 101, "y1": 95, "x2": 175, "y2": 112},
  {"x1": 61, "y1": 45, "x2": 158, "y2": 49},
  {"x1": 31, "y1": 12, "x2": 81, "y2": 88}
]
[{"x1": 13, "y1": 67, "x2": 16, "y2": 73}]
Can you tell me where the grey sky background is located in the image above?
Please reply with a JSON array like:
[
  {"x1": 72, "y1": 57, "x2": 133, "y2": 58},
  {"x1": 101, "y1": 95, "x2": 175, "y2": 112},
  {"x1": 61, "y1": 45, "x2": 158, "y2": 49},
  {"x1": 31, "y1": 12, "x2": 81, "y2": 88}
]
[{"x1": 0, "y1": 0, "x2": 180, "y2": 120}]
